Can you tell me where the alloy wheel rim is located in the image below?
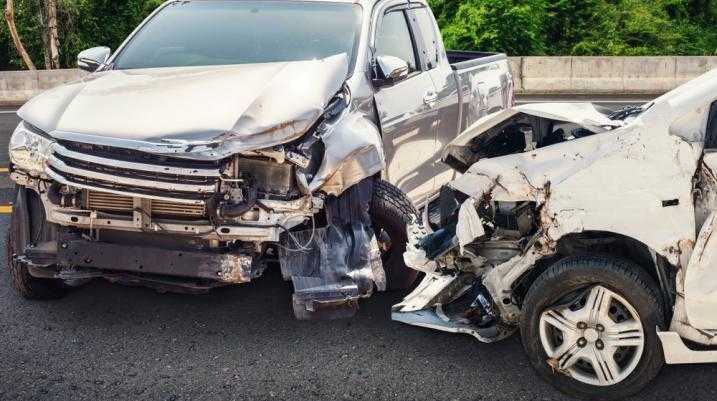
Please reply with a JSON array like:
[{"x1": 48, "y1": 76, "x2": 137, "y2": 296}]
[{"x1": 538, "y1": 285, "x2": 645, "y2": 387}]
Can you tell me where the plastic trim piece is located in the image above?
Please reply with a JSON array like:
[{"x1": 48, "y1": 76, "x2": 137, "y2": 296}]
[{"x1": 658, "y1": 331, "x2": 717, "y2": 364}]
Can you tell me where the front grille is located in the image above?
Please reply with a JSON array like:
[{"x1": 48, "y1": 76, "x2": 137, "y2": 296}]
[
  {"x1": 59, "y1": 140, "x2": 222, "y2": 169},
  {"x1": 86, "y1": 190, "x2": 206, "y2": 218},
  {"x1": 86, "y1": 190, "x2": 133, "y2": 213},
  {"x1": 46, "y1": 140, "x2": 223, "y2": 203}
]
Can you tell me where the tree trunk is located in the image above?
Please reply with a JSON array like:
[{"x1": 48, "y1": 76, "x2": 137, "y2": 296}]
[
  {"x1": 44, "y1": 0, "x2": 60, "y2": 69},
  {"x1": 4, "y1": 0, "x2": 37, "y2": 70},
  {"x1": 37, "y1": 0, "x2": 51, "y2": 69}
]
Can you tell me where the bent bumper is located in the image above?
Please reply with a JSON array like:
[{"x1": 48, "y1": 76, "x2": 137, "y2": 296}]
[{"x1": 21, "y1": 234, "x2": 263, "y2": 288}]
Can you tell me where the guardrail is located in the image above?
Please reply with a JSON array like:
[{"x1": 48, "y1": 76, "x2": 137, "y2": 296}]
[{"x1": 1, "y1": 56, "x2": 716, "y2": 106}]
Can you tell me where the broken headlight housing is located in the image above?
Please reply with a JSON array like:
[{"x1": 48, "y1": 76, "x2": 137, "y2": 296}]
[{"x1": 9, "y1": 121, "x2": 54, "y2": 176}]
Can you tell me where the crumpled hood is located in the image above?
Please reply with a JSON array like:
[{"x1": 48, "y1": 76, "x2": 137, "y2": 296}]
[
  {"x1": 442, "y1": 103, "x2": 623, "y2": 164},
  {"x1": 18, "y1": 54, "x2": 349, "y2": 159}
]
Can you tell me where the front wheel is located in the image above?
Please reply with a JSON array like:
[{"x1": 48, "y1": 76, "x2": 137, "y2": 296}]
[
  {"x1": 7, "y1": 187, "x2": 68, "y2": 300},
  {"x1": 520, "y1": 256, "x2": 665, "y2": 401},
  {"x1": 370, "y1": 180, "x2": 419, "y2": 290}
]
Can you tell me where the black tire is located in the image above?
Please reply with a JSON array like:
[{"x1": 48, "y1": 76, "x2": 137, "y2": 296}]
[
  {"x1": 6, "y1": 187, "x2": 67, "y2": 300},
  {"x1": 370, "y1": 180, "x2": 419, "y2": 290},
  {"x1": 519, "y1": 256, "x2": 665, "y2": 401}
]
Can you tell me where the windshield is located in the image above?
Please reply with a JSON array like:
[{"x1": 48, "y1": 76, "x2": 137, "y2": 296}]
[{"x1": 113, "y1": 1, "x2": 362, "y2": 70}]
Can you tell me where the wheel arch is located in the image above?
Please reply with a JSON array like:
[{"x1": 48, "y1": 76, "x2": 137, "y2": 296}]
[{"x1": 514, "y1": 231, "x2": 675, "y2": 322}]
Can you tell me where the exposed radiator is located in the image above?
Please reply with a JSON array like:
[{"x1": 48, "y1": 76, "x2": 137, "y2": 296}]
[{"x1": 85, "y1": 190, "x2": 206, "y2": 218}]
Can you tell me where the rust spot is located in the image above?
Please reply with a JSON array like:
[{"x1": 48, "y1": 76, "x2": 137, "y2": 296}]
[
  {"x1": 217, "y1": 255, "x2": 253, "y2": 283},
  {"x1": 546, "y1": 358, "x2": 573, "y2": 378}
]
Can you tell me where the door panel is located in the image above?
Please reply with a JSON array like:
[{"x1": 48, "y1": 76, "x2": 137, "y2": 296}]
[
  {"x1": 373, "y1": 8, "x2": 439, "y2": 204},
  {"x1": 375, "y1": 74, "x2": 438, "y2": 204},
  {"x1": 410, "y1": 6, "x2": 459, "y2": 191}
]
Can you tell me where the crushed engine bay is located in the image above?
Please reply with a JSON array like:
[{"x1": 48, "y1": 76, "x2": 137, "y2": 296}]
[{"x1": 394, "y1": 68, "x2": 717, "y2": 342}]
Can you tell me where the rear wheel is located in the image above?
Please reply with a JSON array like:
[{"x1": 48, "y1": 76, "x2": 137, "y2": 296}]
[
  {"x1": 370, "y1": 180, "x2": 419, "y2": 290},
  {"x1": 520, "y1": 256, "x2": 665, "y2": 401},
  {"x1": 6, "y1": 187, "x2": 67, "y2": 300}
]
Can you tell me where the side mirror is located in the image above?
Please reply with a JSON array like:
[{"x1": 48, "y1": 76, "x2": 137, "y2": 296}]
[
  {"x1": 372, "y1": 55, "x2": 410, "y2": 87},
  {"x1": 77, "y1": 46, "x2": 111, "y2": 72}
]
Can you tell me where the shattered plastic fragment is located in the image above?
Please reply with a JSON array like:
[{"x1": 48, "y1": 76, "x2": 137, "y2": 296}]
[
  {"x1": 403, "y1": 219, "x2": 438, "y2": 273},
  {"x1": 456, "y1": 198, "x2": 485, "y2": 255}
]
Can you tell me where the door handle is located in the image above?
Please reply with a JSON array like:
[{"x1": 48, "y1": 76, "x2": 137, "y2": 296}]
[{"x1": 423, "y1": 91, "x2": 438, "y2": 107}]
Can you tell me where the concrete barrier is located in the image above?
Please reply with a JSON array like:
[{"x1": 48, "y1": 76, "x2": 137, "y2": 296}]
[
  {"x1": 509, "y1": 56, "x2": 717, "y2": 95},
  {"x1": 0, "y1": 69, "x2": 85, "y2": 106},
  {"x1": 1, "y1": 57, "x2": 717, "y2": 105}
]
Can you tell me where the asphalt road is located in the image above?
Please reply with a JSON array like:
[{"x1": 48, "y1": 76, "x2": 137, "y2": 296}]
[
  {"x1": 1, "y1": 100, "x2": 716, "y2": 401},
  {"x1": 0, "y1": 109, "x2": 19, "y2": 166},
  {"x1": 2, "y1": 216, "x2": 717, "y2": 401}
]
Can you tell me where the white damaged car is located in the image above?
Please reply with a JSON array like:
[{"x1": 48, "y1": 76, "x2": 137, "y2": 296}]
[{"x1": 393, "y1": 68, "x2": 717, "y2": 400}]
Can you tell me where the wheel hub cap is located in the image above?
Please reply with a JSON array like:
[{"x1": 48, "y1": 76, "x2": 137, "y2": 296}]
[
  {"x1": 538, "y1": 285, "x2": 645, "y2": 387},
  {"x1": 584, "y1": 328, "x2": 599, "y2": 343}
]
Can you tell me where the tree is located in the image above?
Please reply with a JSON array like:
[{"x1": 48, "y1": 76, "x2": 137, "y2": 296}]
[
  {"x1": 438, "y1": 0, "x2": 548, "y2": 55},
  {"x1": 4, "y1": 0, "x2": 36, "y2": 69},
  {"x1": 38, "y1": 0, "x2": 60, "y2": 69}
]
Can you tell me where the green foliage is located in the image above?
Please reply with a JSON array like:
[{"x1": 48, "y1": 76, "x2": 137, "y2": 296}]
[
  {"x1": 433, "y1": 0, "x2": 717, "y2": 56},
  {"x1": 1, "y1": 0, "x2": 716, "y2": 70},
  {"x1": 436, "y1": 0, "x2": 549, "y2": 55},
  {"x1": 0, "y1": 0, "x2": 164, "y2": 70}
]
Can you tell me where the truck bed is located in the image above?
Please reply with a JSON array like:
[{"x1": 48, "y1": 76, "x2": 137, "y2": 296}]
[
  {"x1": 447, "y1": 51, "x2": 508, "y2": 71},
  {"x1": 446, "y1": 51, "x2": 513, "y2": 133}
]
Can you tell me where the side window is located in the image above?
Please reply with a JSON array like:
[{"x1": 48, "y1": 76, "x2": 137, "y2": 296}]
[
  {"x1": 411, "y1": 8, "x2": 439, "y2": 69},
  {"x1": 375, "y1": 10, "x2": 419, "y2": 72}
]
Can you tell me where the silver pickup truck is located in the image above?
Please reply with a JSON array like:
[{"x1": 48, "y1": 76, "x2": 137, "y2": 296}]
[{"x1": 6, "y1": 0, "x2": 513, "y2": 319}]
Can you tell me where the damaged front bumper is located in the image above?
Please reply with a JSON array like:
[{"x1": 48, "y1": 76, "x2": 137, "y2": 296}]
[{"x1": 11, "y1": 123, "x2": 386, "y2": 320}]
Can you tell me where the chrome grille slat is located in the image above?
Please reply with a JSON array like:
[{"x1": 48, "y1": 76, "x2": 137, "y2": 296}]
[
  {"x1": 48, "y1": 139, "x2": 222, "y2": 206},
  {"x1": 48, "y1": 154, "x2": 217, "y2": 193},
  {"x1": 47, "y1": 168, "x2": 205, "y2": 205},
  {"x1": 52, "y1": 143, "x2": 221, "y2": 177}
]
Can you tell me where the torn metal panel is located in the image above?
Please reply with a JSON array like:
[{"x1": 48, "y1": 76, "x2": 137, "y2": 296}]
[
  {"x1": 456, "y1": 198, "x2": 485, "y2": 255},
  {"x1": 392, "y1": 272, "x2": 516, "y2": 343},
  {"x1": 393, "y1": 274, "x2": 461, "y2": 313},
  {"x1": 683, "y1": 211, "x2": 717, "y2": 329},
  {"x1": 441, "y1": 103, "x2": 623, "y2": 168},
  {"x1": 482, "y1": 248, "x2": 546, "y2": 322},
  {"x1": 669, "y1": 264, "x2": 717, "y2": 346},
  {"x1": 513, "y1": 102, "x2": 623, "y2": 132},
  {"x1": 391, "y1": 305, "x2": 516, "y2": 343},
  {"x1": 308, "y1": 111, "x2": 386, "y2": 195}
]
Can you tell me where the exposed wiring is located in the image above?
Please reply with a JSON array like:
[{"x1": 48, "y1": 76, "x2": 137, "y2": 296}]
[{"x1": 275, "y1": 214, "x2": 317, "y2": 253}]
